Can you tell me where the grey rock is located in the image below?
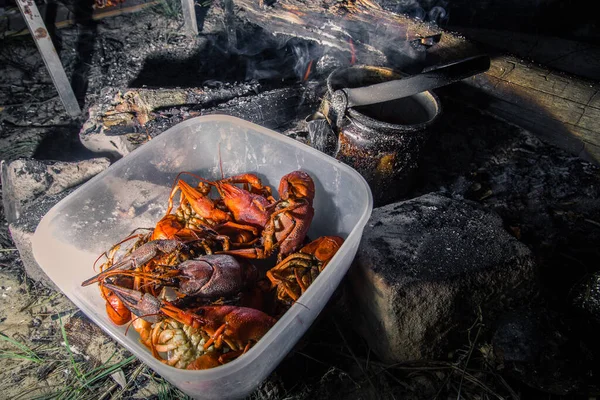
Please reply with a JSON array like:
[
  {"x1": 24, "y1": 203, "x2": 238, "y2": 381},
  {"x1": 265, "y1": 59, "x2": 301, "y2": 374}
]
[
  {"x1": 79, "y1": 128, "x2": 142, "y2": 159},
  {"x1": 1, "y1": 157, "x2": 110, "y2": 224},
  {"x1": 347, "y1": 193, "x2": 538, "y2": 363},
  {"x1": 2, "y1": 157, "x2": 110, "y2": 287},
  {"x1": 9, "y1": 190, "x2": 73, "y2": 290}
]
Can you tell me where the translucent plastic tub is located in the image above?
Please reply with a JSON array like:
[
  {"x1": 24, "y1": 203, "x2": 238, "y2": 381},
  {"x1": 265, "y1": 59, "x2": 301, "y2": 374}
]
[{"x1": 32, "y1": 115, "x2": 373, "y2": 399}]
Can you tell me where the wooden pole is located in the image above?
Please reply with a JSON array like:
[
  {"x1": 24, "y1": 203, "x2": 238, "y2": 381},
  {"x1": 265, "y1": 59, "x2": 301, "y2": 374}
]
[
  {"x1": 180, "y1": 0, "x2": 198, "y2": 35},
  {"x1": 16, "y1": 0, "x2": 81, "y2": 117}
]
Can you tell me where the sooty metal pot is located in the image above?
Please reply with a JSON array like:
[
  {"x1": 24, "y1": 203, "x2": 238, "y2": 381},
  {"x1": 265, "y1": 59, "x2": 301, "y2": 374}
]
[{"x1": 318, "y1": 65, "x2": 442, "y2": 207}]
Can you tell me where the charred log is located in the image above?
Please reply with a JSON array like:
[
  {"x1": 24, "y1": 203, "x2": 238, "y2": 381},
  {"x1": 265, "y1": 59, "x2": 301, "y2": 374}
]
[
  {"x1": 144, "y1": 82, "x2": 323, "y2": 134},
  {"x1": 235, "y1": 0, "x2": 476, "y2": 68},
  {"x1": 79, "y1": 82, "x2": 261, "y2": 155},
  {"x1": 82, "y1": 82, "x2": 261, "y2": 131},
  {"x1": 79, "y1": 82, "x2": 322, "y2": 156}
]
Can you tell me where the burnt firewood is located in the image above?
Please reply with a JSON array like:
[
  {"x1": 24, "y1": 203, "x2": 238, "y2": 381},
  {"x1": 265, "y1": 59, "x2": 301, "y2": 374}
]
[
  {"x1": 235, "y1": 0, "x2": 473, "y2": 69},
  {"x1": 83, "y1": 82, "x2": 261, "y2": 130},
  {"x1": 79, "y1": 82, "x2": 323, "y2": 157},
  {"x1": 79, "y1": 82, "x2": 262, "y2": 156},
  {"x1": 201, "y1": 82, "x2": 323, "y2": 131}
]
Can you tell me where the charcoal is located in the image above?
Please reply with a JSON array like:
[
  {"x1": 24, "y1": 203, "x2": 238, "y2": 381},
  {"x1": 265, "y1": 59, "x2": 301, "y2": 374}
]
[
  {"x1": 571, "y1": 271, "x2": 600, "y2": 325},
  {"x1": 492, "y1": 308, "x2": 593, "y2": 395}
]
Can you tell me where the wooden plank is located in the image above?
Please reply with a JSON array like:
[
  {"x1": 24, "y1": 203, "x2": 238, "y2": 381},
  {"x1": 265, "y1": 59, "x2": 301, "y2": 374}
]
[
  {"x1": 584, "y1": 142, "x2": 600, "y2": 164},
  {"x1": 466, "y1": 56, "x2": 600, "y2": 146},
  {"x1": 446, "y1": 27, "x2": 600, "y2": 81}
]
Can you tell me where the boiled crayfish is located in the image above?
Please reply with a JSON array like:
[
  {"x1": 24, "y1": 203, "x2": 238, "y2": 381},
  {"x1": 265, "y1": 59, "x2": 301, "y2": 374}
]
[
  {"x1": 81, "y1": 170, "x2": 344, "y2": 370},
  {"x1": 267, "y1": 236, "x2": 344, "y2": 305},
  {"x1": 104, "y1": 284, "x2": 276, "y2": 369},
  {"x1": 219, "y1": 171, "x2": 316, "y2": 262}
]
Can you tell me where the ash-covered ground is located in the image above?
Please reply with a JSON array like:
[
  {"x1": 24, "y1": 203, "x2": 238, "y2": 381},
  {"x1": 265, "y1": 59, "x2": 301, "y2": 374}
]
[{"x1": 1, "y1": 1, "x2": 600, "y2": 399}]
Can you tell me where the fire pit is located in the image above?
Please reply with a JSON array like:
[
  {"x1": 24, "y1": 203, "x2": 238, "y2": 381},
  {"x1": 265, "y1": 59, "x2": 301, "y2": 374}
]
[{"x1": 1, "y1": 1, "x2": 600, "y2": 399}]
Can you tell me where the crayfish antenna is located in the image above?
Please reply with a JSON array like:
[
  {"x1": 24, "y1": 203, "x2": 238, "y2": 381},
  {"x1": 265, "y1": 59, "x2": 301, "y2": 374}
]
[
  {"x1": 82, "y1": 258, "x2": 135, "y2": 286},
  {"x1": 92, "y1": 231, "x2": 150, "y2": 272},
  {"x1": 173, "y1": 171, "x2": 214, "y2": 186},
  {"x1": 93, "y1": 251, "x2": 110, "y2": 273}
]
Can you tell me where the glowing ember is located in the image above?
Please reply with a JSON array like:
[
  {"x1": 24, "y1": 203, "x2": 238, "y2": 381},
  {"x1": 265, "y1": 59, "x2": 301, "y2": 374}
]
[
  {"x1": 303, "y1": 59, "x2": 314, "y2": 81},
  {"x1": 348, "y1": 38, "x2": 357, "y2": 65}
]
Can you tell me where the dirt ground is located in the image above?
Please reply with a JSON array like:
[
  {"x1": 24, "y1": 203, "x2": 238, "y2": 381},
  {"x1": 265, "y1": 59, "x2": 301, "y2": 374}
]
[{"x1": 1, "y1": 1, "x2": 600, "y2": 399}]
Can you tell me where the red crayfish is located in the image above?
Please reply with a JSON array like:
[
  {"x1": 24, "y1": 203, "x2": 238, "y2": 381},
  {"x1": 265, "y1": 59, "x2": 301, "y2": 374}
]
[
  {"x1": 219, "y1": 170, "x2": 316, "y2": 262},
  {"x1": 104, "y1": 284, "x2": 276, "y2": 369},
  {"x1": 81, "y1": 169, "x2": 345, "y2": 370},
  {"x1": 267, "y1": 236, "x2": 344, "y2": 305}
]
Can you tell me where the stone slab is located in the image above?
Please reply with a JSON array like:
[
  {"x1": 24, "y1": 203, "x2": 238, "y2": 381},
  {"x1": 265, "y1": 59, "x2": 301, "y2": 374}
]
[
  {"x1": 1, "y1": 157, "x2": 110, "y2": 224},
  {"x1": 347, "y1": 193, "x2": 538, "y2": 362},
  {"x1": 9, "y1": 190, "x2": 72, "y2": 290},
  {"x1": 2, "y1": 158, "x2": 110, "y2": 287}
]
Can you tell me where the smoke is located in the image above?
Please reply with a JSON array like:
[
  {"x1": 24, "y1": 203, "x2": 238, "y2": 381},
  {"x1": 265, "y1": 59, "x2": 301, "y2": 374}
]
[
  {"x1": 202, "y1": 24, "x2": 324, "y2": 83},
  {"x1": 427, "y1": 6, "x2": 448, "y2": 24},
  {"x1": 381, "y1": 0, "x2": 449, "y2": 25},
  {"x1": 242, "y1": 38, "x2": 322, "y2": 82},
  {"x1": 201, "y1": 0, "x2": 449, "y2": 84},
  {"x1": 291, "y1": 41, "x2": 312, "y2": 81}
]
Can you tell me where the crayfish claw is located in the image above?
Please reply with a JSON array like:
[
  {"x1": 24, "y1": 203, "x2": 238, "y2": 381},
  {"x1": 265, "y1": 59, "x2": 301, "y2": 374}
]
[{"x1": 103, "y1": 283, "x2": 162, "y2": 323}]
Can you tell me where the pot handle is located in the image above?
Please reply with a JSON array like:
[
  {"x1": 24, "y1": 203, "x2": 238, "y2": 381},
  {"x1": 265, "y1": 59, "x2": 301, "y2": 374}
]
[{"x1": 333, "y1": 54, "x2": 490, "y2": 110}]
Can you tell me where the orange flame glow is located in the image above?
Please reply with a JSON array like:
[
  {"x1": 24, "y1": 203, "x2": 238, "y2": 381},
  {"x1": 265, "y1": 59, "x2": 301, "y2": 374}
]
[
  {"x1": 348, "y1": 38, "x2": 357, "y2": 65},
  {"x1": 303, "y1": 60, "x2": 314, "y2": 81}
]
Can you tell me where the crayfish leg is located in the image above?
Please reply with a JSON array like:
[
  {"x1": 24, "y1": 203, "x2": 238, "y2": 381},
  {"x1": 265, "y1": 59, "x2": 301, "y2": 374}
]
[
  {"x1": 281, "y1": 282, "x2": 301, "y2": 302},
  {"x1": 186, "y1": 353, "x2": 222, "y2": 370},
  {"x1": 218, "y1": 221, "x2": 259, "y2": 237},
  {"x1": 294, "y1": 268, "x2": 310, "y2": 293},
  {"x1": 218, "y1": 247, "x2": 268, "y2": 260},
  {"x1": 219, "y1": 349, "x2": 244, "y2": 365},
  {"x1": 204, "y1": 324, "x2": 227, "y2": 350}
]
